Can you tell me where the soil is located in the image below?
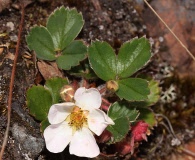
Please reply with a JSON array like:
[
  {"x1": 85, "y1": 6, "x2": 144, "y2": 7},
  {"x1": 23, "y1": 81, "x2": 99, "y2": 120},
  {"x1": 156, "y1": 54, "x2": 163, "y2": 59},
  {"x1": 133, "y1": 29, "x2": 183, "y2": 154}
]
[{"x1": 0, "y1": 0, "x2": 194, "y2": 160}]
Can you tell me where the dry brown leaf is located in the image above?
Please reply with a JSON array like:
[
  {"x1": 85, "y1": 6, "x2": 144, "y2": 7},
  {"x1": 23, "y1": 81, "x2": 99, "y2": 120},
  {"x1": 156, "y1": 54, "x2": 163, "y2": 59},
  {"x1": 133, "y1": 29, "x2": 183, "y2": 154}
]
[
  {"x1": 5, "y1": 52, "x2": 15, "y2": 61},
  {"x1": 0, "y1": 48, "x2": 3, "y2": 55},
  {"x1": 37, "y1": 61, "x2": 64, "y2": 80}
]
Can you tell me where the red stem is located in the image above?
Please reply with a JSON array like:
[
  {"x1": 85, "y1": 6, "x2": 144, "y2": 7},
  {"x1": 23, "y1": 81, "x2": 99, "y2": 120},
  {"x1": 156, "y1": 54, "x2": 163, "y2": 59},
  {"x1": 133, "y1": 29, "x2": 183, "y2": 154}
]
[
  {"x1": 102, "y1": 97, "x2": 111, "y2": 105},
  {"x1": 101, "y1": 104, "x2": 109, "y2": 111},
  {"x1": 0, "y1": 4, "x2": 25, "y2": 159},
  {"x1": 98, "y1": 86, "x2": 107, "y2": 94}
]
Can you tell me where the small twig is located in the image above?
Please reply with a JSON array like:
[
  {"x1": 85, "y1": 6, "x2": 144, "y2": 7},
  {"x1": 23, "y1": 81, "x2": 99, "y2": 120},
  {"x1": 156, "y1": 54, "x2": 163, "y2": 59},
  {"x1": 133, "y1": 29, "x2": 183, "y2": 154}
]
[
  {"x1": 181, "y1": 147, "x2": 195, "y2": 158},
  {"x1": 91, "y1": 0, "x2": 101, "y2": 11},
  {"x1": 157, "y1": 116, "x2": 195, "y2": 158},
  {"x1": 156, "y1": 114, "x2": 177, "y2": 138},
  {"x1": 148, "y1": 134, "x2": 164, "y2": 154},
  {"x1": 100, "y1": 152, "x2": 116, "y2": 158},
  {"x1": 143, "y1": 0, "x2": 195, "y2": 61},
  {"x1": 0, "y1": 3, "x2": 25, "y2": 159}
]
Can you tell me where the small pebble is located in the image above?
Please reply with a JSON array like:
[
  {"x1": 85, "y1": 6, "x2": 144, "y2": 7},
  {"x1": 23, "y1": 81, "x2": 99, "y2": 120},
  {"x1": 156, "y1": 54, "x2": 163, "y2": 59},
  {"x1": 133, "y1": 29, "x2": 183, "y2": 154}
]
[
  {"x1": 6, "y1": 22, "x2": 14, "y2": 31},
  {"x1": 10, "y1": 35, "x2": 18, "y2": 42},
  {"x1": 159, "y1": 36, "x2": 164, "y2": 42}
]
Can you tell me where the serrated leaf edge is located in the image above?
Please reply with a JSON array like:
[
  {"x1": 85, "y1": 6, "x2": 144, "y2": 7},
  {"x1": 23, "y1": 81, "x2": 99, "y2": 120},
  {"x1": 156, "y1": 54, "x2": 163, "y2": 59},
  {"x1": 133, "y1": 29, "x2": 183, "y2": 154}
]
[
  {"x1": 88, "y1": 40, "x2": 117, "y2": 81},
  {"x1": 88, "y1": 37, "x2": 152, "y2": 81},
  {"x1": 117, "y1": 36, "x2": 152, "y2": 78},
  {"x1": 46, "y1": 6, "x2": 84, "y2": 50},
  {"x1": 107, "y1": 117, "x2": 130, "y2": 144},
  {"x1": 116, "y1": 78, "x2": 150, "y2": 102},
  {"x1": 26, "y1": 26, "x2": 56, "y2": 61}
]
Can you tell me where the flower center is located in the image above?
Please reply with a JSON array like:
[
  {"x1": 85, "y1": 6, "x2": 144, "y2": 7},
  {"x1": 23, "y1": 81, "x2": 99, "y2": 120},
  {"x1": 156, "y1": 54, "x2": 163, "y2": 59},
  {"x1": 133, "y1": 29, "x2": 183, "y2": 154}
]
[{"x1": 68, "y1": 106, "x2": 88, "y2": 131}]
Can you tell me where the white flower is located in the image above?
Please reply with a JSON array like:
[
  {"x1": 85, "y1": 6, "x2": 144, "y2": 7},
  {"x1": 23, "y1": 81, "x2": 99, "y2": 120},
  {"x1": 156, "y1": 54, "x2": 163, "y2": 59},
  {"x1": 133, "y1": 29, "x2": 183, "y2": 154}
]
[{"x1": 43, "y1": 87, "x2": 114, "y2": 158}]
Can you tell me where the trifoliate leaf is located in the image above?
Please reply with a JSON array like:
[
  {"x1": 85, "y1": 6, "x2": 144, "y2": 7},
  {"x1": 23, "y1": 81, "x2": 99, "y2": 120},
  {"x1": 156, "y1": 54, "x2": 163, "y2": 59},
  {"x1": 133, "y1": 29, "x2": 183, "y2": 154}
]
[{"x1": 88, "y1": 37, "x2": 151, "y2": 81}]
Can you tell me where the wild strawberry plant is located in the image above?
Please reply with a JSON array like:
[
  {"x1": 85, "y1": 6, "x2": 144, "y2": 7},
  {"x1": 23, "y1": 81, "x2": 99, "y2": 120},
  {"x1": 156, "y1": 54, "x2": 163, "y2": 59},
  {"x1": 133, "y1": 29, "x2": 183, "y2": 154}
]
[{"x1": 26, "y1": 6, "x2": 160, "y2": 158}]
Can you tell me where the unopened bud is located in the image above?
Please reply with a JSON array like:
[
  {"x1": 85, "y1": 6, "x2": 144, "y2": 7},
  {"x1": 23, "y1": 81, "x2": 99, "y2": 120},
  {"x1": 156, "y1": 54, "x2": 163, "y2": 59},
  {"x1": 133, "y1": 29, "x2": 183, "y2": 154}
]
[
  {"x1": 60, "y1": 85, "x2": 75, "y2": 102},
  {"x1": 106, "y1": 80, "x2": 119, "y2": 92}
]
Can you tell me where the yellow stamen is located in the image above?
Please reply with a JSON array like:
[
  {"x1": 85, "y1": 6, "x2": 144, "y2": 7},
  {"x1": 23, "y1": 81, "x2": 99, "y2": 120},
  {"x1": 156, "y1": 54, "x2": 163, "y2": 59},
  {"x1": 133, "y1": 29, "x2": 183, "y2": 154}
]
[{"x1": 66, "y1": 106, "x2": 89, "y2": 133}]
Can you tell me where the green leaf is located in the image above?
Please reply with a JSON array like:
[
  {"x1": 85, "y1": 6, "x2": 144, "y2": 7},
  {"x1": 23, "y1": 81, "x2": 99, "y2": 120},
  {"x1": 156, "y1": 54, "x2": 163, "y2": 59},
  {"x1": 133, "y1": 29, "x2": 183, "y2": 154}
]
[
  {"x1": 27, "y1": 86, "x2": 53, "y2": 121},
  {"x1": 116, "y1": 78, "x2": 150, "y2": 101},
  {"x1": 26, "y1": 26, "x2": 56, "y2": 61},
  {"x1": 47, "y1": 7, "x2": 84, "y2": 51},
  {"x1": 45, "y1": 77, "x2": 69, "y2": 103},
  {"x1": 68, "y1": 63, "x2": 98, "y2": 80},
  {"x1": 56, "y1": 40, "x2": 87, "y2": 70},
  {"x1": 107, "y1": 117, "x2": 129, "y2": 143},
  {"x1": 88, "y1": 41, "x2": 117, "y2": 81},
  {"x1": 147, "y1": 80, "x2": 160, "y2": 106},
  {"x1": 117, "y1": 37, "x2": 151, "y2": 78},
  {"x1": 129, "y1": 79, "x2": 160, "y2": 107},
  {"x1": 107, "y1": 102, "x2": 139, "y2": 143},
  {"x1": 88, "y1": 38, "x2": 151, "y2": 81},
  {"x1": 138, "y1": 108, "x2": 156, "y2": 127},
  {"x1": 108, "y1": 102, "x2": 139, "y2": 122},
  {"x1": 40, "y1": 118, "x2": 50, "y2": 132}
]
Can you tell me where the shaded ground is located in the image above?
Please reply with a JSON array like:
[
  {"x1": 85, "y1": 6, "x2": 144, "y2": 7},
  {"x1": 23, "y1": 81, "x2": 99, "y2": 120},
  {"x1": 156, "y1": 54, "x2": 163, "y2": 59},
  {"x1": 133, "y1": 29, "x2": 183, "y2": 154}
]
[{"x1": 0, "y1": 0, "x2": 194, "y2": 159}]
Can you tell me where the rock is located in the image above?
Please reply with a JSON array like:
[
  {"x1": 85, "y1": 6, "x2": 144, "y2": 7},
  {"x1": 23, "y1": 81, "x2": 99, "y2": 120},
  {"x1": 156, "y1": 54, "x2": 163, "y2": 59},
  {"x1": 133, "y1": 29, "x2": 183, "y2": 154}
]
[
  {"x1": 10, "y1": 35, "x2": 18, "y2": 42},
  {"x1": 6, "y1": 22, "x2": 14, "y2": 31},
  {"x1": 11, "y1": 123, "x2": 44, "y2": 159},
  {"x1": 141, "y1": 0, "x2": 195, "y2": 78}
]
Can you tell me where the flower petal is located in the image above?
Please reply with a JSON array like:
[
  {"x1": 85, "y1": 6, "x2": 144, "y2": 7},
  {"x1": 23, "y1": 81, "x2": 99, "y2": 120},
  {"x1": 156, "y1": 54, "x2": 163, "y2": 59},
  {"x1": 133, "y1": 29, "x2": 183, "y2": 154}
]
[
  {"x1": 69, "y1": 127, "x2": 100, "y2": 158},
  {"x1": 43, "y1": 121, "x2": 72, "y2": 153},
  {"x1": 88, "y1": 109, "x2": 115, "y2": 136},
  {"x1": 48, "y1": 102, "x2": 75, "y2": 124},
  {"x1": 74, "y1": 87, "x2": 101, "y2": 111}
]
